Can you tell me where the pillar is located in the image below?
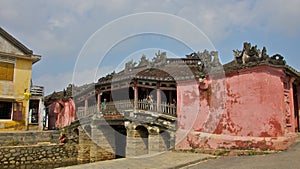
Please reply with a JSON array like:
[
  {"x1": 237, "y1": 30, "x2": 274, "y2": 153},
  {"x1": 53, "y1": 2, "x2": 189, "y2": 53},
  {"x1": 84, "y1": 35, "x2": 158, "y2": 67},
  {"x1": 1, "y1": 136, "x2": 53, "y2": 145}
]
[
  {"x1": 90, "y1": 119, "x2": 116, "y2": 162},
  {"x1": 77, "y1": 126, "x2": 91, "y2": 163},
  {"x1": 90, "y1": 124, "x2": 101, "y2": 162},
  {"x1": 148, "y1": 128, "x2": 175, "y2": 154},
  {"x1": 134, "y1": 82, "x2": 138, "y2": 110},
  {"x1": 84, "y1": 97, "x2": 88, "y2": 116},
  {"x1": 97, "y1": 93, "x2": 101, "y2": 112},
  {"x1": 90, "y1": 125, "x2": 115, "y2": 162},
  {"x1": 289, "y1": 77, "x2": 296, "y2": 132},
  {"x1": 148, "y1": 126, "x2": 162, "y2": 154},
  {"x1": 157, "y1": 82, "x2": 161, "y2": 112},
  {"x1": 126, "y1": 122, "x2": 148, "y2": 157},
  {"x1": 90, "y1": 123, "x2": 116, "y2": 161},
  {"x1": 169, "y1": 131, "x2": 176, "y2": 150},
  {"x1": 99, "y1": 125, "x2": 116, "y2": 159},
  {"x1": 297, "y1": 85, "x2": 300, "y2": 131},
  {"x1": 169, "y1": 90, "x2": 173, "y2": 103},
  {"x1": 38, "y1": 98, "x2": 44, "y2": 131}
]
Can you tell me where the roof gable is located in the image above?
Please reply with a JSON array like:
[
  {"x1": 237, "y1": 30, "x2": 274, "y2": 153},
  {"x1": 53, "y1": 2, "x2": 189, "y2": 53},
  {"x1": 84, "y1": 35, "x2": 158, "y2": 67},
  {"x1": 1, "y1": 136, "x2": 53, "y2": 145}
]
[{"x1": 0, "y1": 27, "x2": 33, "y2": 55}]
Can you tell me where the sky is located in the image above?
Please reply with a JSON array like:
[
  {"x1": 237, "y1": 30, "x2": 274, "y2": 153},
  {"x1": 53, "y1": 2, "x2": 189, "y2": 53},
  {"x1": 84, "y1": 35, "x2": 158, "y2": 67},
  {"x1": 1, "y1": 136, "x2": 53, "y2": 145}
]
[{"x1": 0, "y1": 0, "x2": 299, "y2": 95}]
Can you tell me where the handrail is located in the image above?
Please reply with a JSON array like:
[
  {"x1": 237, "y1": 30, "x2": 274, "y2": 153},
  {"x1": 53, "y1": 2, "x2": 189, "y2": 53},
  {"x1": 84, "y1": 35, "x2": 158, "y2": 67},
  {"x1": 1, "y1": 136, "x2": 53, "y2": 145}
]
[{"x1": 76, "y1": 99, "x2": 177, "y2": 119}]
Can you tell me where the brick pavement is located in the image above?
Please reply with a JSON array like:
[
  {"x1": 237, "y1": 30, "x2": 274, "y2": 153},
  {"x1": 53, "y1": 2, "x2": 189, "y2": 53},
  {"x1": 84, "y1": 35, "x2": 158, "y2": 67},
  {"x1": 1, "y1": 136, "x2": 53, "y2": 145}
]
[{"x1": 59, "y1": 151, "x2": 215, "y2": 169}]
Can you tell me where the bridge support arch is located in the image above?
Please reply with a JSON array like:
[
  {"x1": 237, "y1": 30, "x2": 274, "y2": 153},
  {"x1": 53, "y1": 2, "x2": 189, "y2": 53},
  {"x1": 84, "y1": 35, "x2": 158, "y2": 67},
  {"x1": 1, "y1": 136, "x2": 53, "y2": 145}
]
[{"x1": 125, "y1": 122, "x2": 175, "y2": 157}]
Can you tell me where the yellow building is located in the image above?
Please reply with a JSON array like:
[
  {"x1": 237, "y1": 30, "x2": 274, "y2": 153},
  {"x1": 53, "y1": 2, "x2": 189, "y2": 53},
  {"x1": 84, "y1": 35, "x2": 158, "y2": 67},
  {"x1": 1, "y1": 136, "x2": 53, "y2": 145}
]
[{"x1": 0, "y1": 27, "x2": 42, "y2": 130}]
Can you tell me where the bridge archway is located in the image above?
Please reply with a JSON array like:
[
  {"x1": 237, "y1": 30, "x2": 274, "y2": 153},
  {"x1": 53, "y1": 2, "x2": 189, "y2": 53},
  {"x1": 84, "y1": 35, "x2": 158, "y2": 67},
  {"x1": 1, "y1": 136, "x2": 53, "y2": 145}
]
[
  {"x1": 112, "y1": 125, "x2": 127, "y2": 158},
  {"x1": 135, "y1": 125, "x2": 149, "y2": 155}
]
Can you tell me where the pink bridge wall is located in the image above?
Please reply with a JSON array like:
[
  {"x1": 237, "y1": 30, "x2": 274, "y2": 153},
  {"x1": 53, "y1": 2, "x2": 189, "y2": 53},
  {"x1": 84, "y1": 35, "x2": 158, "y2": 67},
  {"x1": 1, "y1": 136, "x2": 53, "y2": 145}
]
[{"x1": 176, "y1": 65, "x2": 298, "y2": 150}]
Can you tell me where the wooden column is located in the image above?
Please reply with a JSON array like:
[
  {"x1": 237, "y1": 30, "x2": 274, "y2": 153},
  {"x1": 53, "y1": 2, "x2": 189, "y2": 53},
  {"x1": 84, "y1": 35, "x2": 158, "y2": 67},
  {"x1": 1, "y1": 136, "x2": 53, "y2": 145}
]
[
  {"x1": 134, "y1": 82, "x2": 138, "y2": 110},
  {"x1": 84, "y1": 97, "x2": 88, "y2": 116},
  {"x1": 169, "y1": 90, "x2": 172, "y2": 103},
  {"x1": 157, "y1": 82, "x2": 161, "y2": 112},
  {"x1": 97, "y1": 92, "x2": 101, "y2": 111}
]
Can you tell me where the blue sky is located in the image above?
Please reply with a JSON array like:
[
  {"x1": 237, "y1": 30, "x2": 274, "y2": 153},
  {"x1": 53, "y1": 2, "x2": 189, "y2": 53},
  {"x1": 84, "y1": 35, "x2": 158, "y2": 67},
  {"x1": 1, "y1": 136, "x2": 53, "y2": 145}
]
[{"x1": 0, "y1": 0, "x2": 299, "y2": 95}]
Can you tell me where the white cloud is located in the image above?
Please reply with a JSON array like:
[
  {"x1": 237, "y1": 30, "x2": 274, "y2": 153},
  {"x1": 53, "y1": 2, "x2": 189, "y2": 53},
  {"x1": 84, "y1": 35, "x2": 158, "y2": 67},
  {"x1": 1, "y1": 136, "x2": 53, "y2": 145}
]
[
  {"x1": 48, "y1": 16, "x2": 75, "y2": 30},
  {"x1": 34, "y1": 71, "x2": 73, "y2": 95},
  {"x1": 35, "y1": 66, "x2": 112, "y2": 95},
  {"x1": 176, "y1": 0, "x2": 256, "y2": 41},
  {"x1": 176, "y1": 0, "x2": 300, "y2": 41},
  {"x1": 1, "y1": 0, "x2": 299, "y2": 94},
  {"x1": 253, "y1": 0, "x2": 300, "y2": 36}
]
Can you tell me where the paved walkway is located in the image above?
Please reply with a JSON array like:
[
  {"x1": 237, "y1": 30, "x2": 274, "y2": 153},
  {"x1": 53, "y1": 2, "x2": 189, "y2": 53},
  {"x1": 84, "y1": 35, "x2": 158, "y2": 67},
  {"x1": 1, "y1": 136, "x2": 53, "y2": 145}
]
[
  {"x1": 59, "y1": 151, "x2": 215, "y2": 169},
  {"x1": 183, "y1": 139, "x2": 300, "y2": 169},
  {"x1": 60, "y1": 137, "x2": 300, "y2": 169}
]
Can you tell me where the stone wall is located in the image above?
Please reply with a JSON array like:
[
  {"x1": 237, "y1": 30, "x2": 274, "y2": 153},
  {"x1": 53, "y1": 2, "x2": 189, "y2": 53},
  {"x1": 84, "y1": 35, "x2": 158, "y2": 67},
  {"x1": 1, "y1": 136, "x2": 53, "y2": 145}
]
[
  {"x1": 0, "y1": 131, "x2": 60, "y2": 146},
  {"x1": 0, "y1": 130, "x2": 79, "y2": 168},
  {"x1": 0, "y1": 143, "x2": 78, "y2": 167},
  {"x1": 77, "y1": 125, "x2": 115, "y2": 163}
]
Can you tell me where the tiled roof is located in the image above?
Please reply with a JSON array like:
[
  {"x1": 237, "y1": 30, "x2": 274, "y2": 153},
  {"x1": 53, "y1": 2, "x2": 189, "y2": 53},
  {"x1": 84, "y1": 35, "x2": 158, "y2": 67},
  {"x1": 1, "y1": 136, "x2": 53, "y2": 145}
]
[{"x1": 97, "y1": 60, "x2": 204, "y2": 85}]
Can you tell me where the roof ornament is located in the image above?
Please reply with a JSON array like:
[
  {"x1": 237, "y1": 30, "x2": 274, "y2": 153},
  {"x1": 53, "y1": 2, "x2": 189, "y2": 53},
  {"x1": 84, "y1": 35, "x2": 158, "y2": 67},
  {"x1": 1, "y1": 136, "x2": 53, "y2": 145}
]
[
  {"x1": 137, "y1": 54, "x2": 149, "y2": 67},
  {"x1": 186, "y1": 49, "x2": 221, "y2": 75},
  {"x1": 125, "y1": 60, "x2": 136, "y2": 73},
  {"x1": 233, "y1": 42, "x2": 286, "y2": 65},
  {"x1": 151, "y1": 50, "x2": 167, "y2": 67}
]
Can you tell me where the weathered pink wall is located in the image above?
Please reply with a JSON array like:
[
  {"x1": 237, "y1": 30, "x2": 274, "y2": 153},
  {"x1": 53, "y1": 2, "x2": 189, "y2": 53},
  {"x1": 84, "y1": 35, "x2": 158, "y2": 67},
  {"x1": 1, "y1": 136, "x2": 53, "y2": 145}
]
[
  {"x1": 219, "y1": 66, "x2": 285, "y2": 137},
  {"x1": 176, "y1": 80, "x2": 203, "y2": 145},
  {"x1": 295, "y1": 84, "x2": 300, "y2": 131},
  {"x1": 176, "y1": 65, "x2": 298, "y2": 150}
]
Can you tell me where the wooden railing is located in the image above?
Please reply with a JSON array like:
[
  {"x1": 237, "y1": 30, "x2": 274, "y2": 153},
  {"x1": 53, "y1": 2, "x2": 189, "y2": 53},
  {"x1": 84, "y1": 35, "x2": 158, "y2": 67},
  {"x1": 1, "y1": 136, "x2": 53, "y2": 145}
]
[
  {"x1": 76, "y1": 99, "x2": 177, "y2": 119},
  {"x1": 30, "y1": 85, "x2": 44, "y2": 96},
  {"x1": 137, "y1": 100, "x2": 177, "y2": 116},
  {"x1": 76, "y1": 107, "x2": 85, "y2": 118}
]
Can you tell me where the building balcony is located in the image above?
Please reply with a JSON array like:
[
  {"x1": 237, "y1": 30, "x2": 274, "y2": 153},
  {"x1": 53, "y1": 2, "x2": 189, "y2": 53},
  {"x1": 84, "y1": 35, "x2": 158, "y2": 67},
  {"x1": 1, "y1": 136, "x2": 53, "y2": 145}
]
[{"x1": 30, "y1": 85, "x2": 44, "y2": 97}]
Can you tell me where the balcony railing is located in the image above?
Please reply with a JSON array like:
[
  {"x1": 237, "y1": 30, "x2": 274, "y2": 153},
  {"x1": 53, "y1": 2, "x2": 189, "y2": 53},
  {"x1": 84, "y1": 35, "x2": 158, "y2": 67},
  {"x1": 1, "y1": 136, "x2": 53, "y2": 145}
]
[
  {"x1": 30, "y1": 85, "x2": 44, "y2": 96},
  {"x1": 76, "y1": 99, "x2": 177, "y2": 119}
]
